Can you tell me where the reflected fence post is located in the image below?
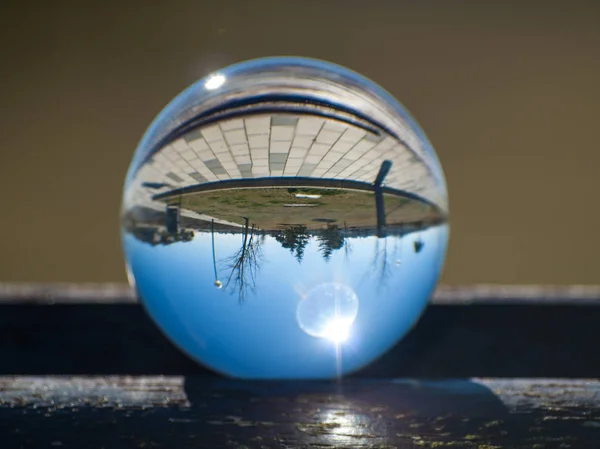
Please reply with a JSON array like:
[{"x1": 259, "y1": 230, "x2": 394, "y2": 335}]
[
  {"x1": 165, "y1": 199, "x2": 181, "y2": 235},
  {"x1": 374, "y1": 160, "x2": 392, "y2": 238}
]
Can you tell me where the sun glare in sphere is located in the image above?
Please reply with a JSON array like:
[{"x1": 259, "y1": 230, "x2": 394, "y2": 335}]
[
  {"x1": 296, "y1": 283, "x2": 359, "y2": 345},
  {"x1": 322, "y1": 318, "x2": 352, "y2": 343}
]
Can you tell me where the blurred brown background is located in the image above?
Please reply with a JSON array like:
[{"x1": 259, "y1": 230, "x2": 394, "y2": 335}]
[{"x1": 0, "y1": 1, "x2": 598, "y2": 284}]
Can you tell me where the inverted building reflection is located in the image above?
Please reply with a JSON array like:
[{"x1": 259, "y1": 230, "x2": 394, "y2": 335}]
[{"x1": 123, "y1": 173, "x2": 444, "y2": 303}]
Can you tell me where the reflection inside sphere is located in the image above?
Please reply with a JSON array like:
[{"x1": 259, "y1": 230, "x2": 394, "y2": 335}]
[
  {"x1": 296, "y1": 283, "x2": 359, "y2": 343},
  {"x1": 121, "y1": 57, "x2": 449, "y2": 379}
]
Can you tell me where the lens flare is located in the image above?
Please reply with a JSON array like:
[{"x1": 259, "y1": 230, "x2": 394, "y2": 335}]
[
  {"x1": 322, "y1": 318, "x2": 352, "y2": 343},
  {"x1": 296, "y1": 283, "x2": 359, "y2": 344}
]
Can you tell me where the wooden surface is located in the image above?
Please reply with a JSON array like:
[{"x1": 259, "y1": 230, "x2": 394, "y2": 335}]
[
  {"x1": 2, "y1": 376, "x2": 600, "y2": 448},
  {"x1": 1, "y1": 283, "x2": 600, "y2": 448},
  {"x1": 2, "y1": 282, "x2": 600, "y2": 304}
]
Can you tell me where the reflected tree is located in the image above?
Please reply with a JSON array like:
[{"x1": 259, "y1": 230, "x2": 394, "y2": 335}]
[
  {"x1": 343, "y1": 222, "x2": 352, "y2": 260},
  {"x1": 126, "y1": 225, "x2": 194, "y2": 246},
  {"x1": 316, "y1": 224, "x2": 344, "y2": 262},
  {"x1": 123, "y1": 204, "x2": 195, "y2": 246},
  {"x1": 221, "y1": 218, "x2": 263, "y2": 303},
  {"x1": 370, "y1": 237, "x2": 393, "y2": 289},
  {"x1": 274, "y1": 225, "x2": 310, "y2": 263},
  {"x1": 157, "y1": 229, "x2": 194, "y2": 245},
  {"x1": 414, "y1": 238, "x2": 425, "y2": 253}
]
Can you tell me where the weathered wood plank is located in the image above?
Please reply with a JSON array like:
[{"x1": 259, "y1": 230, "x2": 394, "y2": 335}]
[
  {"x1": 2, "y1": 283, "x2": 600, "y2": 304},
  {"x1": 2, "y1": 376, "x2": 600, "y2": 448},
  {"x1": 2, "y1": 293, "x2": 600, "y2": 377}
]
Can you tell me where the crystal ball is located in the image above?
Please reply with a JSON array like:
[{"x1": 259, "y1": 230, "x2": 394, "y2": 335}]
[{"x1": 121, "y1": 57, "x2": 449, "y2": 379}]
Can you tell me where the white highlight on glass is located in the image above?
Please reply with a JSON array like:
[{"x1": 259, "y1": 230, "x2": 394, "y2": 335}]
[{"x1": 204, "y1": 74, "x2": 226, "y2": 90}]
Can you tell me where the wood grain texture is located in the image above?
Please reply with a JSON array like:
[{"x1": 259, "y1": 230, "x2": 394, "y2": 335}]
[{"x1": 2, "y1": 376, "x2": 600, "y2": 448}]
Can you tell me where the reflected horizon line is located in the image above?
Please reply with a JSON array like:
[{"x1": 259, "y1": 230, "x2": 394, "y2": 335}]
[{"x1": 151, "y1": 176, "x2": 446, "y2": 217}]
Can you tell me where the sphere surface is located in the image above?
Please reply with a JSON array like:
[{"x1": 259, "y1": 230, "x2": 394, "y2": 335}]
[{"x1": 121, "y1": 57, "x2": 449, "y2": 379}]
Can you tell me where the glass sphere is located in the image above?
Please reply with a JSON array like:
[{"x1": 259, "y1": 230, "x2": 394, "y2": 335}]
[{"x1": 121, "y1": 57, "x2": 449, "y2": 379}]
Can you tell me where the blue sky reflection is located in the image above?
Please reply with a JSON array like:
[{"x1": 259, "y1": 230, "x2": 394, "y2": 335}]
[{"x1": 123, "y1": 223, "x2": 448, "y2": 379}]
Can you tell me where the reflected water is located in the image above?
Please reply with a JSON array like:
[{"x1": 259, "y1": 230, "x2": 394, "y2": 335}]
[{"x1": 121, "y1": 57, "x2": 449, "y2": 379}]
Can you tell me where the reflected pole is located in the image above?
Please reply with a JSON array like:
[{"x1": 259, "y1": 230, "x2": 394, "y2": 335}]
[
  {"x1": 211, "y1": 219, "x2": 222, "y2": 288},
  {"x1": 374, "y1": 160, "x2": 392, "y2": 238}
]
